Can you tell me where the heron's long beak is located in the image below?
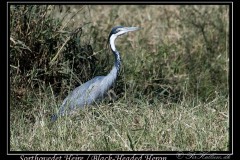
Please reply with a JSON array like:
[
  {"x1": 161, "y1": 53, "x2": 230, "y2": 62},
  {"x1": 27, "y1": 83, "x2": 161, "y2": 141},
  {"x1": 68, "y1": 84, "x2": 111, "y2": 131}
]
[{"x1": 123, "y1": 27, "x2": 141, "y2": 33}]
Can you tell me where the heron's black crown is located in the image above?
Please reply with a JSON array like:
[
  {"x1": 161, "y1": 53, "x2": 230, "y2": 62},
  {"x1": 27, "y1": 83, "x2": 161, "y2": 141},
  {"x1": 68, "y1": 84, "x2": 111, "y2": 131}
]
[{"x1": 108, "y1": 26, "x2": 124, "y2": 41}]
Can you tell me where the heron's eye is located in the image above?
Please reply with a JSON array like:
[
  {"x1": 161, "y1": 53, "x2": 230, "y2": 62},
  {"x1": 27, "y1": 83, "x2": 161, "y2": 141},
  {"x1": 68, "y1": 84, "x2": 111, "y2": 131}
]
[{"x1": 116, "y1": 29, "x2": 121, "y2": 33}]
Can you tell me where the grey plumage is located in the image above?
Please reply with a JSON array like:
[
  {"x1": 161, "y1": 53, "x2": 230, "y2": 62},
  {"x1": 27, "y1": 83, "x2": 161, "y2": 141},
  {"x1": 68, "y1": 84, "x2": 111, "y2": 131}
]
[{"x1": 51, "y1": 26, "x2": 140, "y2": 121}]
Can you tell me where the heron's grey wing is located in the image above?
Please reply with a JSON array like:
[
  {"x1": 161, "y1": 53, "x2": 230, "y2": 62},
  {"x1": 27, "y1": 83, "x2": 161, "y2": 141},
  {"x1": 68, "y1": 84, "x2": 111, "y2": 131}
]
[{"x1": 58, "y1": 76, "x2": 105, "y2": 115}]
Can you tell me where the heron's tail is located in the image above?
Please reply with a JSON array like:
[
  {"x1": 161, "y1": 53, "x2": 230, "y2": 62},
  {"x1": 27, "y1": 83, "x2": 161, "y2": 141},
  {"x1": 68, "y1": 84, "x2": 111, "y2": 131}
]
[{"x1": 51, "y1": 114, "x2": 58, "y2": 122}]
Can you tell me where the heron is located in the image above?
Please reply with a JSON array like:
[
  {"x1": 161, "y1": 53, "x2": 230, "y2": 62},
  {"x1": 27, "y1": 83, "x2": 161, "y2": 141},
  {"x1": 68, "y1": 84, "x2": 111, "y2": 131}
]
[{"x1": 51, "y1": 26, "x2": 140, "y2": 121}]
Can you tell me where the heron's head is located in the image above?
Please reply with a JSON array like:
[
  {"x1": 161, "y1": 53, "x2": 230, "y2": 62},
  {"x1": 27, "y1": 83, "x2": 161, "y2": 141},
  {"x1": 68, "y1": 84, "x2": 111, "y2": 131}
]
[
  {"x1": 108, "y1": 26, "x2": 140, "y2": 41},
  {"x1": 108, "y1": 26, "x2": 140, "y2": 51}
]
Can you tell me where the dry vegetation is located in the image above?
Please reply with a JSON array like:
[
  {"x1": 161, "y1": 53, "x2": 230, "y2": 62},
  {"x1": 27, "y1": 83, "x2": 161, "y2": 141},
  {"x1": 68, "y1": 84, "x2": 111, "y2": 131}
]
[{"x1": 10, "y1": 5, "x2": 229, "y2": 151}]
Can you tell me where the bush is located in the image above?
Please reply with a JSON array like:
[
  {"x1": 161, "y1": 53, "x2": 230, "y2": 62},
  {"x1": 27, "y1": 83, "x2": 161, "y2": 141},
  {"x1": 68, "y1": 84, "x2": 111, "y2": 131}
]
[{"x1": 10, "y1": 5, "x2": 99, "y2": 105}]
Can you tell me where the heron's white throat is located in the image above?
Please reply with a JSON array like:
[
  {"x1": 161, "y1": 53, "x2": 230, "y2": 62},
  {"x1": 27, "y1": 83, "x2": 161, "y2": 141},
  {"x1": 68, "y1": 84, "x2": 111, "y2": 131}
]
[{"x1": 110, "y1": 34, "x2": 117, "y2": 51}]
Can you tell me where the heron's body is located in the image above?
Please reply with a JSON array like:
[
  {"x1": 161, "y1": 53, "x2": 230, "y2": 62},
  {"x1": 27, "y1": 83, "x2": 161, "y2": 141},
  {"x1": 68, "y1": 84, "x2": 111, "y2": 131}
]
[{"x1": 51, "y1": 26, "x2": 140, "y2": 121}]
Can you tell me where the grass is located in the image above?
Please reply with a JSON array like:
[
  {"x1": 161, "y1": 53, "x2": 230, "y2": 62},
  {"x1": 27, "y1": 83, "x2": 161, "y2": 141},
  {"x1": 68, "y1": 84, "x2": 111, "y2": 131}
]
[
  {"x1": 10, "y1": 5, "x2": 229, "y2": 151},
  {"x1": 10, "y1": 87, "x2": 228, "y2": 151}
]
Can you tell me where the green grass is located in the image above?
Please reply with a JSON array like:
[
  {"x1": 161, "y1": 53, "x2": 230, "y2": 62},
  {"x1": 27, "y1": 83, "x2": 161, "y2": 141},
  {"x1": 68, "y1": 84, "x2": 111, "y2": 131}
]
[{"x1": 10, "y1": 5, "x2": 229, "y2": 151}]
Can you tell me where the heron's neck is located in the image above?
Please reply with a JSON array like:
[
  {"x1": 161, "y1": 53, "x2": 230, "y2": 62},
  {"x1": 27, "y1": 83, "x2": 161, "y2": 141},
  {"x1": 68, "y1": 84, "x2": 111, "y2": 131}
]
[
  {"x1": 109, "y1": 35, "x2": 121, "y2": 74},
  {"x1": 102, "y1": 50, "x2": 120, "y2": 91},
  {"x1": 101, "y1": 35, "x2": 121, "y2": 92},
  {"x1": 113, "y1": 50, "x2": 121, "y2": 73}
]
